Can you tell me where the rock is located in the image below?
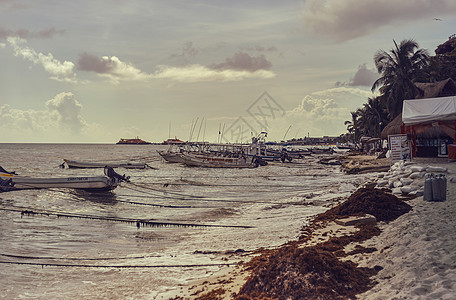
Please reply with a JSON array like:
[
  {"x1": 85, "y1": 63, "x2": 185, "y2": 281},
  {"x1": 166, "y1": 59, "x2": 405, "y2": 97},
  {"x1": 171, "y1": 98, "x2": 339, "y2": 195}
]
[
  {"x1": 339, "y1": 183, "x2": 356, "y2": 193},
  {"x1": 393, "y1": 181, "x2": 403, "y2": 188},
  {"x1": 392, "y1": 187, "x2": 402, "y2": 194},
  {"x1": 376, "y1": 180, "x2": 388, "y2": 187},
  {"x1": 400, "y1": 186, "x2": 412, "y2": 194},
  {"x1": 334, "y1": 214, "x2": 377, "y2": 226},
  {"x1": 409, "y1": 172, "x2": 425, "y2": 179},
  {"x1": 409, "y1": 190, "x2": 424, "y2": 197},
  {"x1": 410, "y1": 166, "x2": 426, "y2": 172},
  {"x1": 426, "y1": 166, "x2": 448, "y2": 173},
  {"x1": 400, "y1": 178, "x2": 414, "y2": 186}
]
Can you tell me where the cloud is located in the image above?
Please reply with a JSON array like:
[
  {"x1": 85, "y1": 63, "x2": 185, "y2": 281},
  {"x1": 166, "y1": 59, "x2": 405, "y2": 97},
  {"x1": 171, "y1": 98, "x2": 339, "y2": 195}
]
[
  {"x1": 77, "y1": 53, "x2": 152, "y2": 83},
  {"x1": 77, "y1": 48, "x2": 276, "y2": 84},
  {"x1": 209, "y1": 52, "x2": 272, "y2": 72},
  {"x1": 153, "y1": 64, "x2": 275, "y2": 82},
  {"x1": 302, "y1": 0, "x2": 456, "y2": 41},
  {"x1": 0, "y1": 92, "x2": 95, "y2": 142},
  {"x1": 335, "y1": 64, "x2": 378, "y2": 87},
  {"x1": 7, "y1": 37, "x2": 76, "y2": 82},
  {"x1": 259, "y1": 87, "x2": 373, "y2": 139},
  {"x1": 0, "y1": 26, "x2": 65, "y2": 39},
  {"x1": 45, "y1": 92, "x2": 86, "y2": 133}
]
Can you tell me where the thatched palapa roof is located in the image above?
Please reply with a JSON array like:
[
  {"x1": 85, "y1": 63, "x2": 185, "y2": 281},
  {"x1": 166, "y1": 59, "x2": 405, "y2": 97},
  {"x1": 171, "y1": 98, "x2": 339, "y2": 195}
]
[{"x1": 414, "y1": 78, "x2": 456, "y2": 98}]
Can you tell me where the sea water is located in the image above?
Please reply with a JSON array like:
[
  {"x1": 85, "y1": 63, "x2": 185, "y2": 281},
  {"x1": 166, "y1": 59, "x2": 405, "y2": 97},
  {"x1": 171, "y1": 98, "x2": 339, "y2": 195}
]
[{"x1": 0, "y1": 144, "x2": 371, "y2": 299}]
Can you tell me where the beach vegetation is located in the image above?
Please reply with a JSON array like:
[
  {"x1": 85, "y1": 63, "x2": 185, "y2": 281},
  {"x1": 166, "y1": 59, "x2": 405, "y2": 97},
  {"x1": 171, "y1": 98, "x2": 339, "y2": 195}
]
[
  {"x1": 345, "y1": 36, "x2": 456, "y2": 141},
  {"x1": 371, "y1": 39, "x2": 430, "y2": 119}
]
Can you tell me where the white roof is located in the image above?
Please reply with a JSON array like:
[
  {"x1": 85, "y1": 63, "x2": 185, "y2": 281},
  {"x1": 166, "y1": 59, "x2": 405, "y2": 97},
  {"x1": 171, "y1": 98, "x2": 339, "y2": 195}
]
[{"x1": 402, "y1": 96, "x2": 456, "y2": 125}]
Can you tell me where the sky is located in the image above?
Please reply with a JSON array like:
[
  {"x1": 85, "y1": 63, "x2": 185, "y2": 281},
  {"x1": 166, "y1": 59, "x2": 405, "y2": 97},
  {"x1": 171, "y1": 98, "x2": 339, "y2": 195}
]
[{"x1": 1, "y1": 0, "x2": 456, "y2": 143}]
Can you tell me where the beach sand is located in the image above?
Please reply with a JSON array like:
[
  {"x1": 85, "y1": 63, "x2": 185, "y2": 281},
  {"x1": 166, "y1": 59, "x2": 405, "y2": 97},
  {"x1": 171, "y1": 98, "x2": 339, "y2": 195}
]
[
  {"x1": 352, "y1": 159, "x2": 456, "y2": 299},
  {"x1": 159, "y1": 156, "x2": 455, "y2": 299}
]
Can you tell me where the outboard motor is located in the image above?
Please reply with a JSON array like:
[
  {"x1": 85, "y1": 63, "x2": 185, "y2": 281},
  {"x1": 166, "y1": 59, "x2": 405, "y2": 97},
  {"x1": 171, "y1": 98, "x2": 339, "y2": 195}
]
[
  {"x1": 104, "y1": 166, "x2": 130, "y2": 182},
  {"x1": 0, "y1": 177, "x2": 15, "y2": 192}
]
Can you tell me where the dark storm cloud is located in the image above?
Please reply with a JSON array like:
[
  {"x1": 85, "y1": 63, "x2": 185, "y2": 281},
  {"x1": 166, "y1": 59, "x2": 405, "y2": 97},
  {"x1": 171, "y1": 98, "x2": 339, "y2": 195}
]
[
  {"x1": 209, "y1": 52, "x2": 272, "y2": 72},
  {"x1": 336, "y1": 64, "x2": 378, "y2": 87},
  {"x1": 302, "y1": 0, "x2": 456, "y2": 42},
  {"x1": 77, "y1": 52, "x2": 113, "y2": 73}
]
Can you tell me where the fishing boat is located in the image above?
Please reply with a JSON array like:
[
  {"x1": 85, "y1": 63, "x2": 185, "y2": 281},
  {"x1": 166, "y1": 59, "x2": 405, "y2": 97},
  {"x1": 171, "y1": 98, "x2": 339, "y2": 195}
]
[
  {"x1": 157, "y1": 150, "x2": 185, "y2": 163},
  {"x1": 63, "y1": 159, "x2": 149, "y2": 169},
  {"x1": 0, "y1": 166, "x2": 128, "y2": 192},
  {"x1": 178, "y1": 152, "x2": 264, "y2": 168}
]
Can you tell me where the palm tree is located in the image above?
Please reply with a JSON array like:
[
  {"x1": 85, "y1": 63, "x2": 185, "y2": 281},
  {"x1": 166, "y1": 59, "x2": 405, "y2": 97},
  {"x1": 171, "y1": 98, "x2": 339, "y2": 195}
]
[
  {"x1": 344, "y1": 111, "x2": 359, "y2": 143},
  {"x1": 371, "y1": 39, "x2": 429, "y2": 119},
  {"x1": 362, "y1": 96, "x2": 389, "y2": 137}
]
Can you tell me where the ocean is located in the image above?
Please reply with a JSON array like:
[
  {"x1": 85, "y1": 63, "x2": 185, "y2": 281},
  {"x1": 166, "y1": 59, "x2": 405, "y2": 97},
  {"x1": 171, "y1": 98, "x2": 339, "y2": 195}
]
[{"x1": 0, "y1": 143, "x2": 371, "y2": 299}]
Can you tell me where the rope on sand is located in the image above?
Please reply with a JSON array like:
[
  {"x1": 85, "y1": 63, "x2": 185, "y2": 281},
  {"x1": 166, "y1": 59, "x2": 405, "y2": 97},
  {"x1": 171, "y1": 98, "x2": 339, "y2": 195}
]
[
  {"x1": 0, "y1": 260, "x2": 236, "y2": 268},
  {"x1": 0, "y1": 253, "x2": 156, "y2": 261},
  {"x1": 0, "y1": 205, "x2": 254, "y2": 229}
]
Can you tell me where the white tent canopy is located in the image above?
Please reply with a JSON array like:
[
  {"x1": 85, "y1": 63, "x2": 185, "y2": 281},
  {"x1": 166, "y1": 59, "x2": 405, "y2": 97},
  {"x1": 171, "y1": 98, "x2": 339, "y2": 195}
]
[{"x1": 402, "y1": 96, "x2": 456, "y2": 125}]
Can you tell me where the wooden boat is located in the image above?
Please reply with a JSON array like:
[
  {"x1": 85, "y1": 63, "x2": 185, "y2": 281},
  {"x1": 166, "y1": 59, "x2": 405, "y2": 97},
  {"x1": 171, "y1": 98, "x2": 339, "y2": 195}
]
[
  {"x1": 9, "y1": 176, "x2": 120, "y2": 191},
  {"x1": 157, "y1": 151, "x2": 185, "y2": 163},
  {"x1": 178, "y1": 152, "x2": 263, "y2": 168},
  {"x1": 63, "y1": 159, "x2": 149, "y2": 169},
  {"x1": 0, "y1": 166, "x2": 128, "y2": 192}
]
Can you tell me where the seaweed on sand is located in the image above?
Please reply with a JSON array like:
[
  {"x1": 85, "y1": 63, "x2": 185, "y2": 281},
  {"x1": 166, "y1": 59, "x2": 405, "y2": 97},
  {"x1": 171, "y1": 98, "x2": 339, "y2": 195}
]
[
  {"x1": 233, "y1": 188, "x2": 411, "y2": 300},
  {"x1": 236, "y1": 243, "x2": 377, "y2": 300},
  {"x1": 314, "y1": 187, "x2": 412, "y2": 223}
]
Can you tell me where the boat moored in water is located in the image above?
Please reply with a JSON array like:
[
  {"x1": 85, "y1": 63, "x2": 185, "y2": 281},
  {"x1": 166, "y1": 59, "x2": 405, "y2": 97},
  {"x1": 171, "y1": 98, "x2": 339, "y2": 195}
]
[
  {"x1": 0, "y1": 166, "x2": 129, "y2": 192},
  {"x1": 178, "y1": 152, "x2": 265, "y2": 168},
  {"x1": 63, "y1": 159, "x2": 150, "y2": 169}
]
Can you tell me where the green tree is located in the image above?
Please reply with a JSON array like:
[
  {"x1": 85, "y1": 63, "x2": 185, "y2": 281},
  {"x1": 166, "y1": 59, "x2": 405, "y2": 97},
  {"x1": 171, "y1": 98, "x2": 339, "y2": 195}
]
[
  {"x1": 359, "y1": 96, "x2": 389, "y2": 138},
  {"x1": 344, "y1": 111, "x2": 359, "y2": 143},
  {"x1": 371, "y1": 39, "x2": 429, "y2": 119},
  {"x1": 423, "y1": 35, "x2": 456, "y2": 82}
]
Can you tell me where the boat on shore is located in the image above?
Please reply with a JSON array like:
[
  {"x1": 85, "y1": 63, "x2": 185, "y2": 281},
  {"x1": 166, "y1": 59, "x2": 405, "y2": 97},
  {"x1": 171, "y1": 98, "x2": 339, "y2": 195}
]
[
  {"x1": 0, "y1": 166, "x2": 129, "y2": 192},
  {"x1": 116, "y1": 137, "x2": 151, "y2": 145},
  {"x1": 178, "y1": 152, "x2": 264, "y2": 168},
  {"x1": 157, "y1": 150, "x2": 185, "y2": 163},
  {"x1": 63, "y1": 159, "x2": 150, "y2": 169}
]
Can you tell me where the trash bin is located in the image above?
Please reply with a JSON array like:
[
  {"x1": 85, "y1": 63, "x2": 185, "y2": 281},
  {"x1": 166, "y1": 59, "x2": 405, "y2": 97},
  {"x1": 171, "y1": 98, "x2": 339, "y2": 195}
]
[{"x1": 448, "y1": 144, "x2": 456, "y2": 160}]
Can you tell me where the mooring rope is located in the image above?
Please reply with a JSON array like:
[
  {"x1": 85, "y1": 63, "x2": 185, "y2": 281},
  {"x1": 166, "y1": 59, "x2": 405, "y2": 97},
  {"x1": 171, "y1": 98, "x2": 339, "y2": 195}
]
[
  {"x1": 0, "y1": 205, "x2": 254, "y2": 229},
  {"x1": 126, "y1": 182, "x2": 205, "y2": 198},
  {"x1": 0, "y1": 260, "x2": 235, "y2": 268},
  {"x1": 114, "y1": 198, "x2": 195, "y2": 208},
  {"x1": 120, "y1": 184, "x2": 197, "y2": 200}
]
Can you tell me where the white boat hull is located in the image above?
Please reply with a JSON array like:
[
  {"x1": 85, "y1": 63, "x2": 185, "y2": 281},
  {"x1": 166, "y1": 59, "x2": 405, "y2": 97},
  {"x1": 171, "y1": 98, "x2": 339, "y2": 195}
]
[
  {"x1": 179, "y1": 153, "x2": 257, "y2": 168},
  {"x1": 8, "y1": 176, "x2": 119, "y2": 191},
  {"x1": 64, "y1": 159, "x2": 147, "y2": 169}
]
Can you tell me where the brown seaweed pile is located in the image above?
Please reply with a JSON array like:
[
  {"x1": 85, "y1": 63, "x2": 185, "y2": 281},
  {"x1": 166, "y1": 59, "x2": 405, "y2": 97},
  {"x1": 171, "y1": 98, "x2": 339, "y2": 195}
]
[
  {"x1": 315, "y1": 187, "x2": 412, "y2": 223},
  {"x1": 192, "y1": 188, "x2": 412, "y2": 299},
  {"x1": 231, "y1": 188, "x2": 411, "y2": 300},
  {"x1": 236, "y1": 243, "x2": 376, "y2": 300}
]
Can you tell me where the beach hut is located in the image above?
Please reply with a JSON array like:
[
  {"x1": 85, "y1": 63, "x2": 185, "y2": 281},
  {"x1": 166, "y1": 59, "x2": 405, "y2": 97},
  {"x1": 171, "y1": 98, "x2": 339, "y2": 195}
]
[
  {"x1": 402, "y1": 96, "x2": 456, "y2": 158},
  {"x1": 381, "y1": 78, "x2": 456, "y2": 157}
]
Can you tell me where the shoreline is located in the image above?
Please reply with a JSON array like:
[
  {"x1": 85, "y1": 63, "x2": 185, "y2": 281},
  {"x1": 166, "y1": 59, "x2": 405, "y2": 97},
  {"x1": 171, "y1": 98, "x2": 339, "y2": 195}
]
[{"x1": 158, "y1": 155, "x2": 455, "y2": 299}]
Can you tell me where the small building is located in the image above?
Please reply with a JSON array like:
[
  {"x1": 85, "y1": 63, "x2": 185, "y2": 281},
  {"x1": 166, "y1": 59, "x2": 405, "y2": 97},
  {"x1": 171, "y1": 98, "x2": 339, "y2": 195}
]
[{"x1": 381, "y1": 78, "x2": 456, "y2": 157}]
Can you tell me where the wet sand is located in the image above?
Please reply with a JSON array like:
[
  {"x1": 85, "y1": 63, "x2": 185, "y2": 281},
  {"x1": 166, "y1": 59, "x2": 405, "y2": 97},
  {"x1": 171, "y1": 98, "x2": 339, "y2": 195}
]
[{"x1": 158, "y1": 155, "x2": 455, "y2": 299}]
